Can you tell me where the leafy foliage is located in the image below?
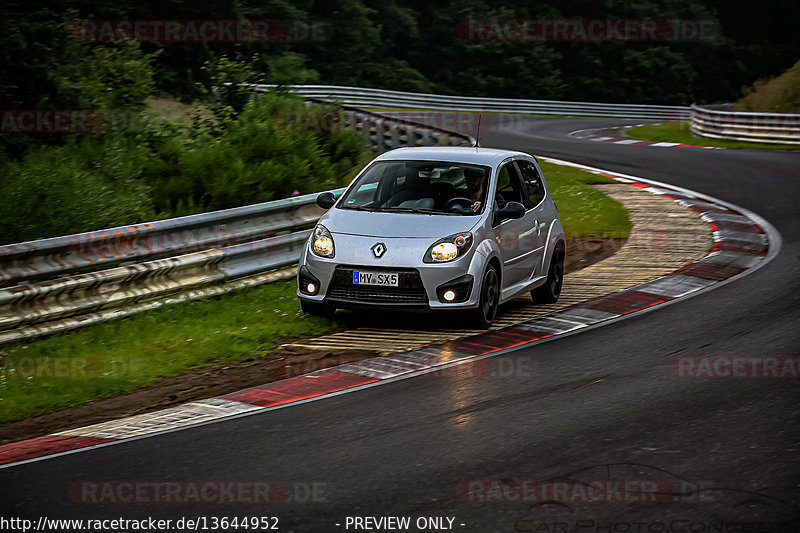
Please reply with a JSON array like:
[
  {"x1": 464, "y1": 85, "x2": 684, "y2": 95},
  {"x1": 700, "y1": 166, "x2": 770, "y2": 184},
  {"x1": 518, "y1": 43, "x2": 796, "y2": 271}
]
[
  {"x1": 0, "y1": 135, "x2": 156, "y2": 243},
  {"x1": 0, "y1": 89, "x2": 365, "y2": 243},
  {"x1": 55, "y1": 42, "x2": 159, "y2": 112},
  {"x1": 149, "y1": 92, "x2": 364, "y2": 215},
  {"x1": 197, "y1": 53, "x2": 266, "y2": 122},
  {"x1": 1, "y1": 0, "x2": 797, "y2": 243}
]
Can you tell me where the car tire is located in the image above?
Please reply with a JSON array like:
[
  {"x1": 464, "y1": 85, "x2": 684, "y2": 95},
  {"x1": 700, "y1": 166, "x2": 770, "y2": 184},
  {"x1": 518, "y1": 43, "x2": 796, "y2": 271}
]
[
  {"x1": 532, "y1": 245, "x2": 564, "y2": 304},
  {"x1": 472, "y1": 265, "x2": 499, "y2": 329},
  {"x1": 301, "y1": 300, "x2": 335, "y2": 318}
]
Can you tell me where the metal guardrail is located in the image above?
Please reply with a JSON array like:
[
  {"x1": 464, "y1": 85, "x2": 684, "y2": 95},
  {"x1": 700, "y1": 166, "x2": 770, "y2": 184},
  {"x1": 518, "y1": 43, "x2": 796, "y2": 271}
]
[
  {"x1": 0, "y1": 192, "x2": 335, "y2": 344},
  {"x1": 346, "y1": 106, "x2": 474, "y2": 151},
  {"x1": 275, "y1": 85, "x2": 798, "y2": 145},
  {"x1": 256, "y1": 84, "x2": 692, "y2": 120},
  {"x1": 0, "y1": 193, "x2": 325, "y2": 286},
  {"x1": 690, "y1": 104, "x2": 800, "y2": 145},
  {"x1": 292, "y1": 100, "x2": 476, "y2": 150}
]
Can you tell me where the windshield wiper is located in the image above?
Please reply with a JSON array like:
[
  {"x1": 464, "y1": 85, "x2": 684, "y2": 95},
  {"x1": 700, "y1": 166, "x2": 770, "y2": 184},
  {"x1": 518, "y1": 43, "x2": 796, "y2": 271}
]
[
  {"x1": 341, "y1": 205, "x2": 378, "y2": 211},
  {"x1": 381, "y1": 207, "x2": 459, "y2": 215}
]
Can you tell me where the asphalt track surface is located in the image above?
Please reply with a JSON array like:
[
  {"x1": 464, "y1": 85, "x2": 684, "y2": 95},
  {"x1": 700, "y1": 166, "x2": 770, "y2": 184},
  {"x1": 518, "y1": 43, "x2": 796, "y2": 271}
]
[{"x1": 2, "y1": 117, "x2": 798, "y2": 532}]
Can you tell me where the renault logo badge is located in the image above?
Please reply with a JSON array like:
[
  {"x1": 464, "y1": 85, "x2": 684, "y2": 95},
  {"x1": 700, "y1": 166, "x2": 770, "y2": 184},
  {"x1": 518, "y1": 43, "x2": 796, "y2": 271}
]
[{"x1": 371, "y1": 242, "x2": 387, "y2": 258}]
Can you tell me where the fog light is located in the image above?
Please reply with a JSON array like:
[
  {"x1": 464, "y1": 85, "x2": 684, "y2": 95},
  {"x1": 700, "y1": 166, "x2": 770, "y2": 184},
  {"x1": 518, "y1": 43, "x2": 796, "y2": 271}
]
[
  {"x1": 298, "y1": 266, "x2": 321, "y2": 296},
  {"x1": 436, "y1": 274, "x2": 474, "y2": 303}
]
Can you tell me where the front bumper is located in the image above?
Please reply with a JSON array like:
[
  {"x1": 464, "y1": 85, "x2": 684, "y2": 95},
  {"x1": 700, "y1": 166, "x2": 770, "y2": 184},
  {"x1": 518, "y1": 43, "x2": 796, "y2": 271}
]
[{"x1": 297, "y1": 234, "x2": 484, "y2": 310}]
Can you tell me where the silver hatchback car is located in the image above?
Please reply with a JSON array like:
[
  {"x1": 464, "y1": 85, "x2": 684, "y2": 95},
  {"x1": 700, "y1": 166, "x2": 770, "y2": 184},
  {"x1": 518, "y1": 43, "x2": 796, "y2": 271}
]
[{"x1": 297, "y1": 147, "x2": 565, "y2": 327}]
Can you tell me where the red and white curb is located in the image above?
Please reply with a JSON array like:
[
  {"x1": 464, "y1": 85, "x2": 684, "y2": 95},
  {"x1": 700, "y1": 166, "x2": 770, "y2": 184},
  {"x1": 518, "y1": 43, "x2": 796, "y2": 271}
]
[
  {"x1": 0, "y1": 159, "x2": 781, "y2": 468},
  {"x1": 590, "y1": 138, "x2": 721, "y2": 149},
  {"x1": 571, "y1": 124, "x2": 723, "y2": 149}
]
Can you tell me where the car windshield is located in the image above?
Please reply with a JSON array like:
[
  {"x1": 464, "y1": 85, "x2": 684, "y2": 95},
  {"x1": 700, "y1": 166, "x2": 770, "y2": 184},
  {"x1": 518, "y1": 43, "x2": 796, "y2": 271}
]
[{"x1": 338, "y1": 160, "x2": 491, "y2": 215}]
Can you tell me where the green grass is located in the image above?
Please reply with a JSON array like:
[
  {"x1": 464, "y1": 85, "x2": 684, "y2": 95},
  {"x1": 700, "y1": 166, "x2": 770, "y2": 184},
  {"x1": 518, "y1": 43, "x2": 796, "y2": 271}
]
[
  {"x1": 735, "y1": 59, "x2": 800, "y2": 113},
  {"x1": 628, "y1": 122, "x2": 799, "y2": 151},
  {"x1": 144, "y1": 96, "x2": 205, "y2": 126},
  {"x1": 539, "y1": 160, "x2": 631, "y2": 240},
  {"x1": 0, "y1": 162, "x2": 630, "y2": 424},
  {"x1": 0, "y1": 281, "x2": 339, "y2": 423}
]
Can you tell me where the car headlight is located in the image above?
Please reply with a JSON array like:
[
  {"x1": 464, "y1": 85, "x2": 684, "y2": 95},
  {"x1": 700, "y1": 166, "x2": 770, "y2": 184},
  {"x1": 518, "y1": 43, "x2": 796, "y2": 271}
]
[
  {"x1": 312, "y1": 225, "x2": 335, "y2": 258},
  {"x1": 424, "y1": 232, "x2": 474, "y2": 263}
]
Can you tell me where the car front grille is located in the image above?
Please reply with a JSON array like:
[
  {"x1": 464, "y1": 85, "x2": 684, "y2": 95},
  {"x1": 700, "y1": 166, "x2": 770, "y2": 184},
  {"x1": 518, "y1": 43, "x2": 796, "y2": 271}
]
[{"x1": 326, "y1": 265, "x2": 429, "y2": 306}]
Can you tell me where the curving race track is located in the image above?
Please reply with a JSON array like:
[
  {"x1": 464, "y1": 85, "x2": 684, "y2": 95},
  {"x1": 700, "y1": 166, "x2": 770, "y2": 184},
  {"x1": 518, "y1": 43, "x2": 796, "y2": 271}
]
[{"x1": 1, "y1": 117, "x2": 798, "y2": 531}]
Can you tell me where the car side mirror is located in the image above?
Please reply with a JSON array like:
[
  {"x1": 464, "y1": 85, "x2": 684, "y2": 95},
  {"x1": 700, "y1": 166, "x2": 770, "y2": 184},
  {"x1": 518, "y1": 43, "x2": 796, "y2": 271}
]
[
  {"x1": 499, "y1": 201, "x2": 526, "y2": 221},
  {"x1": 316, "y1": 191, "x2": 336, "y2": 209}
]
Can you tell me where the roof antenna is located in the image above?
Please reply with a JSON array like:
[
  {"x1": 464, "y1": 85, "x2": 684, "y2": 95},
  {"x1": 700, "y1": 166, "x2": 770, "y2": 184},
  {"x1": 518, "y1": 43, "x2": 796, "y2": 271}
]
[{"x1": 475, "y1": 113, "x2": 482, "y2": 149}]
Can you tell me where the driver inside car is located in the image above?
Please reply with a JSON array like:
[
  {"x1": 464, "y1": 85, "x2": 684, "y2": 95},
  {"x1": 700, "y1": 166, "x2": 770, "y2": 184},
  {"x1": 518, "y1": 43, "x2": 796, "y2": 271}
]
[{"x1": 465, "y1": 168, "x2": 505, "y2": 213}]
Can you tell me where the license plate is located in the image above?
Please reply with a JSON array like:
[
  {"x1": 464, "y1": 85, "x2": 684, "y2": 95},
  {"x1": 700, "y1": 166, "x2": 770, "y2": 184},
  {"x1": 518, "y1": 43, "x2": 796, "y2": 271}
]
[{"x1": 353, "y1": 271, "x2": 399, "y2": 286}]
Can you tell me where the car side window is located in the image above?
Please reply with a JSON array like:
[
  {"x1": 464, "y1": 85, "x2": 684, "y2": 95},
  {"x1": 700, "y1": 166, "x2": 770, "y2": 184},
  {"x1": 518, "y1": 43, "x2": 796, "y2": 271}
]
[
  {"x1": 495, "y1": 163, "x2": 526, "y2": 206},
  {"x1": 517, "y1": 160, "x2": 546, "y2": 208}
]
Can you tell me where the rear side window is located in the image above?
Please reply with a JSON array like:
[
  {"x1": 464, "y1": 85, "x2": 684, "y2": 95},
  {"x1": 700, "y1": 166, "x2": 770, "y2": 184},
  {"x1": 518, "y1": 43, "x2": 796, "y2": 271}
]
[
  {"x1": 517, "y1": 160, "x2": 546, "y2": 208},
  {"x1": 495, "y1": 163, "x2": 526, "y2": 205}
]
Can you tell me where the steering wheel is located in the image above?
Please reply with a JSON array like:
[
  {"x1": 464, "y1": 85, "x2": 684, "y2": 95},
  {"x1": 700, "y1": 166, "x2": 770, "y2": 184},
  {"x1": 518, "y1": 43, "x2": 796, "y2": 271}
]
[{"x1": 445, "y1": 197, "x2": 474, "y2": 212}]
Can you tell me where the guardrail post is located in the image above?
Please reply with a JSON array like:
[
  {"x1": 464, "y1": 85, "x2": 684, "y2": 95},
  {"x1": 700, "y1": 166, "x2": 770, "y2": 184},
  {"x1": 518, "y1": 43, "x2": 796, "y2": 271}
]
[
  {"x1": 408, "y1": 125, "x2": 418, "y2": 146},
  {"x1": 359, "y1": 115, "x2": 372, "y2": 149},
  {"x1": 375, "y1": 119, "x2": 386, "y2": 153},
  {"x1": 421, "y1": 129, "x2": 432, "y2": 146}
]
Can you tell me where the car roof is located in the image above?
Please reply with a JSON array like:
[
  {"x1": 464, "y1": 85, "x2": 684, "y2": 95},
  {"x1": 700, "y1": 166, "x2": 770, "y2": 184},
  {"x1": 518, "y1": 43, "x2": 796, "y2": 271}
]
[{"x1": 373, "y1": 146, "x2": 534, "y2": 167}]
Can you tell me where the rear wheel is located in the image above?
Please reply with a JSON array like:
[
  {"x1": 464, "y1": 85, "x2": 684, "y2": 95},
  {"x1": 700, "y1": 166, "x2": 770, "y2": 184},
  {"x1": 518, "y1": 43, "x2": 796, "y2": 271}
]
[
  {"x1": 471, "y1": 265, "x2": 499, "y2": 329},
  {"x1": 301, "y1": 300, "x2": 335, "y2": 318},
  {"x1": 532, "y1": 246, "x2": 564, "y2": 304}
]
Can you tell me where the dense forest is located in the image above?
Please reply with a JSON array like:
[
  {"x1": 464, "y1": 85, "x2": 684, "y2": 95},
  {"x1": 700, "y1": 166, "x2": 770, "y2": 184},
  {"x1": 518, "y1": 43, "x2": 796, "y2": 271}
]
[
  {"x1": 0, "y1": 0, "x2": 797, "y2": 243},
  {"x1": 2, "y1": 0, "x2": 798, "y2": 111}
]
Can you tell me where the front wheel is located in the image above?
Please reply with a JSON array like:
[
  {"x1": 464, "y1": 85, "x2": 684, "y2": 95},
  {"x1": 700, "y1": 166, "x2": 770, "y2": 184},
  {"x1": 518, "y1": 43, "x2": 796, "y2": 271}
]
[
  {"x1": 532, "y1": 246, "x2": 564, "y2": 304},
  {"x1": 471, "y1": 265, "x2": 499, "y2": 329}
]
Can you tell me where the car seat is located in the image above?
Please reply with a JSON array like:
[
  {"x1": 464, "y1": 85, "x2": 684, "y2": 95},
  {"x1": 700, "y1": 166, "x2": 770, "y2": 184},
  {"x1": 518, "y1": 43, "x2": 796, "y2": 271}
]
[{"x1": 383, "y1": 167, "x2": 434, "y2": 207}]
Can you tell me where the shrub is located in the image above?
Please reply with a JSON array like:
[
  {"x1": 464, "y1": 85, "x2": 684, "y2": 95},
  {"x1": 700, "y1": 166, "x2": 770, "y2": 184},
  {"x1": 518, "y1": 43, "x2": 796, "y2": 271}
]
[
  {"x1": 736, "y1": 60, "x2": 800, "y2": 112},
  {"x1": 0, "y1": 135, "x2": 155, "y2": 243},
  {"x1": 172, "y1": 93, "x2": 364, "y2": 212},
  {"x1": 0, "y1": 94, "x2": 365, "y2": 243}
]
